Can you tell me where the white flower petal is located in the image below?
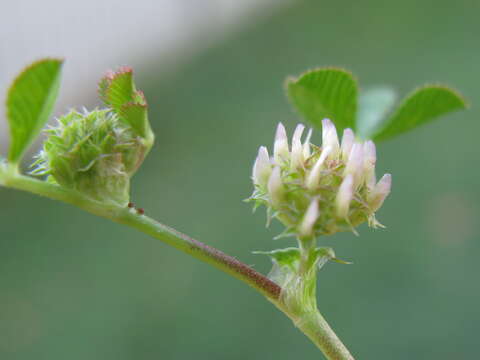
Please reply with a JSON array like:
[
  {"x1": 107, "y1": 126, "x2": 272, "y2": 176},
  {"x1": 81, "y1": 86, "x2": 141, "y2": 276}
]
[
  {"x1": 344, "y1": 142, "x2": 364, "y2": 187},
  {"x1": 322, "y1": 118, "x2": 340, "y2": 155},
  {"x1": 336, "y1": 174, "x2": 354, "y2": 218},
  {"x1": 368, "y1": 173, "x2": 392, "y2": 212},
  {"x1": 252, "y1": 146, "x2": 272, "y2": 187},
  {"x1": 299, "y1": 198, "x2": 320, "y2": 237},
  {"x1": 273, "y1": 123, "x2": 289, "y2": 164},
  {"x1": 290, "y1": 124, "x2": 305, "y2": 170},
  {"x1": 303, "y1": 128, "x2": 313, "y2": 159},
  {"x1": 268, "y1": 166, "x2": 284, "y2": 206},
  {"x1": 363, "y1": 140, "x2": 377, "y2": 190},
  {"x1": 341, "y1": 128, "x2": 354, "y2": 160},
  {"x1": 306, "y1": 146, "x2": 332, "y2": 190}
]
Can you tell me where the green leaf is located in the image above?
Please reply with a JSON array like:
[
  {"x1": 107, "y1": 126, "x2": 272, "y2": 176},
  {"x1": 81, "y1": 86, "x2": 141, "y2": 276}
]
[
  {"x1": 357, "y1": 87, "x2": 397, "y2": 139},
  {"x1": 254, "y1": 247, "x2": 300, "y2": 269},
  {"x1": 99, "y1": 67, "x2": 135, "y2": 113},
  {"x1": 6, "y1": 58, "x2": 64, "y2": 163},
  {"x1": 254, "y1": 248, "x2": 301, "y2": 285},
  {"x1": 373, "y1": 85, "x2": 468, "y2": 141},
  {"x1": 286, "y1": 68, "x2": 358, "y2": 133},
  {"x1": 120, "y1": 103, "x2": 151, "y2": 139},
  {"x1": 99, "y1": 67, "x2": 152, "y2": 141}
]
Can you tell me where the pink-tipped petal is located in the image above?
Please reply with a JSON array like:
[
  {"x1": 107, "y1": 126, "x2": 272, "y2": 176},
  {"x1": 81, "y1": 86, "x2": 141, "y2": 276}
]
[
  {"x1": 345, "y1": 142, "x2": 365, "y2": 187},
  {"x1": 252, "y1": 146, "x2": 272, "y2": 187},
  {"x1": 321, "y1": 119, "x2": 340, "y2": 154},
  {"x1": 290, "y1": 124, "x2": 305, "y2": 170},
  {"x1": 341, "y1": 128, "x2": 354, "y2": 160},
  {"x1": 303, "y1": 128, "x2": 313, "y2": 159},
  {"x1": 336, "y1": 174, "x2": 354, "y2": 218},
  {"x1": 306, "y1": 146, "x2": 332, "y2": 190},
  {"x1": 268, "y1": 166, "x2": 284, "y2": 206},
  {"x1": 299, "y1": 198, "x2": 320, "y2": 237},
  {"x1": 368, "y1": 173, "x2": 392, "y2": 211},
  {"x1": 273, "y1": 123, "x2": 289, "y2": 164},
  {"x1": 363, "y1": 140, "x2": 377, "y2": 190}
]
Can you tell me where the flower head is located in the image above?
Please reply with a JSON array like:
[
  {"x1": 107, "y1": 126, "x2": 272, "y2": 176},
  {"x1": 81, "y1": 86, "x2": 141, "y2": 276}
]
[
  {"x1": 31, "y1": 67, "x2": 154, "y2": 206},
  {"x1": 32, "y1": 109, "x2": 149, "y2": 206},
  {"x1": 249, "y1": 119, "x2": 391, "y2": 237}
]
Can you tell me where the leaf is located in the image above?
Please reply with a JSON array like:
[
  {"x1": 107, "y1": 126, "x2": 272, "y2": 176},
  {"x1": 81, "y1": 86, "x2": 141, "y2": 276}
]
[
  {"x1": 253, "y1": 247, "x2": 300, "y2": 269},
  {"x1": 373, "y1": 85, "x2": 468, "y2": 141},
  {"x1": 357, "y1": 87, "x2": 397, "y2": 139},
  {"x1": 6, "y1": 58, "x2": 64, "y2": 163},
  {"x1": 286, "y1": 68, "x2": 358, "y2": 133},
  {"x1": 120, "y1": 103, "x2": 151, "y2": 139},
  {"x1": 98, "y1": 67, "x2": 152, "y2": 140},
  {"x1": 99, "y1": 67, "x2": 135, "y2": 113},
  {"x1": 253, "y1": 248, "x2": 301, "y2": 285}
]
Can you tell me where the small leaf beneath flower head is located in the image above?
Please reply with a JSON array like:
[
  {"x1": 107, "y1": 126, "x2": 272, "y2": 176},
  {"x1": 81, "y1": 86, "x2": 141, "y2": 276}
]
[
  {"x1": 286, "y1": 68, "x2": 358, "y2": 133},
  {"x1": 6, "y1": 58, "x2": 63, "y2": 163},
  {"x1": 373, "y1": 85, "x2": 468, "y2": 141},
  {"x1": 253, "y1": 247, "x2": 300, "y2": 268},
  {"x1": 254, "y1": 248, "x2": 301, "y2": 285}
]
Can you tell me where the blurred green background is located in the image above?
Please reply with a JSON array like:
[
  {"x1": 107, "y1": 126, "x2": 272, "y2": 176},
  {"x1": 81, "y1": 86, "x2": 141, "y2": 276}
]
[{"x1": 1, "y1": 1, "x2": 479, "y2": 359}]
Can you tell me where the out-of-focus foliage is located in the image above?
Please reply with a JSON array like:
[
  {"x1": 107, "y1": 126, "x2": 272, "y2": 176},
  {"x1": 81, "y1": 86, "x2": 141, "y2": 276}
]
[
  {"x1": 287, "y1": 68, "x2": 466, "y2": 141},
  {"x1": 1, "y1": 1, "x2": 479, "y2": 359},
  {"x1": 372, "y1": 85, "x2": 467, "y2": 141},
  {"x1": 6, "y1": 59, "x2": 63, "y2": 163},
  {"x1": 287, "y1": 68, "x2": 358, "y2": 132}
]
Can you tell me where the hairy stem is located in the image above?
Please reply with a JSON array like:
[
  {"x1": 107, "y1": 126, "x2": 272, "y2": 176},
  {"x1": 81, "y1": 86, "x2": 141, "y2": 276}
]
[
  {"x1": 277, "y1": 306, "x2": 354, "y2": 360},
  {"x1": 0, "y1": 169, "x2": 354, "y2": 359}
]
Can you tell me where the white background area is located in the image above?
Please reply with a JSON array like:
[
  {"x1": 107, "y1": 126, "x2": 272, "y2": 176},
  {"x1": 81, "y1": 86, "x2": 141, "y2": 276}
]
[{"x1": 0, "y1": 0, "x2": 291, "y2": 153}]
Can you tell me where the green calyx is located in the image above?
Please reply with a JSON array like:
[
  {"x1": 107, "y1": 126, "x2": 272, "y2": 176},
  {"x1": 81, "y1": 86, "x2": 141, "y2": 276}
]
[
  {"x1": 256, "y1": 246, "x2": 349, "y2": 314},
  {"x1": 31, "y1": 67, "x2": 154, "y2": 206}
]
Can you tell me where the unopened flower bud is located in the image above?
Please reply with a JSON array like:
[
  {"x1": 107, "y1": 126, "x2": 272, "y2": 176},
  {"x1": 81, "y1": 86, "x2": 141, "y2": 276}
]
[
  {"x1": 32, "y1": 67, "x2": 153, "y2": 207},
  {"x1": 341, "y1": 128, "x2": 354, "y2": 161},
  {"x1": 368, "y1": 174, "x2": 392, "y2": 211},
  {"x1": 344, "y1": 142, "x2": 364, "y2": 187},
  {"x1": 303, "y1": 128, "x2": 313, "y2": 159},
  {"x1": 290, "y1": 124, "x2": 305, "y2": 171},
  {"x1": 306, "y1": 146, "x2": 331, "y2": 190},
  {"x1": 299, "y1": 198, "x2": 320, "y2": 237},
  {"x1": 274, "y1": 123, "x2": 289, "y2": 164},
  {"x1": 336, "y1": 174, "x2": 354, "y2": 218},
  {"x1": 252, "y1": 146, "x2": 272, "y2": 188},
  {"x1": 363, "y1": 140, "x2": 377, "y2": 190},
  {"x1": 322, "y1": 119, "x2": 339, "y2": 156},
  {"x1": 33, "y1": 109, "x2": 147, "y2": 206},
  {"x1": 268, "y1": 166, "x2": 284, "y2": 206}
]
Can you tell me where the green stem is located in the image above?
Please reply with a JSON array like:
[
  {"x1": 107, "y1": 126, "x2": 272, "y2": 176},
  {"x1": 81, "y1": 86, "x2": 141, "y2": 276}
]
[
  {"x1": 0, "y1": 169, "x2": 354, "y2": 359},
  {"x1": 277, "y1": 306, "x2": 354, "y2": 360}
]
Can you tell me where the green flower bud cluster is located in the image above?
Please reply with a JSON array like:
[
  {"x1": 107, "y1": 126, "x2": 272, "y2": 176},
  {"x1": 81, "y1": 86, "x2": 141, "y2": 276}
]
[
  {"x1": 250, "y1": 119, "x2": 391, "y2": 239},
  {"x1": 32, "y1": 67, "x2": 154, "y2": 206}
]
